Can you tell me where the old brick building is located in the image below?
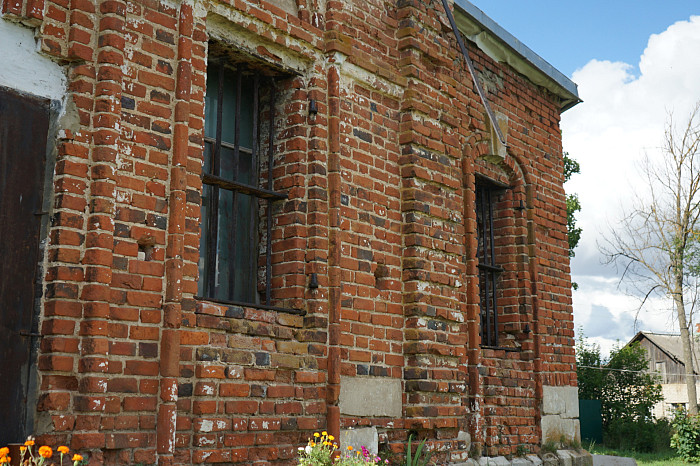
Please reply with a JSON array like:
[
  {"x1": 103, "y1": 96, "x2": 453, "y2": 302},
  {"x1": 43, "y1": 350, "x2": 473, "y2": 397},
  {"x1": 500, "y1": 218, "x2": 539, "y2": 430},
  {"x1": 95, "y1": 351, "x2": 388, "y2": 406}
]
[{"x1": 0, "y1": 0, "x2": 580, "y2": 463}]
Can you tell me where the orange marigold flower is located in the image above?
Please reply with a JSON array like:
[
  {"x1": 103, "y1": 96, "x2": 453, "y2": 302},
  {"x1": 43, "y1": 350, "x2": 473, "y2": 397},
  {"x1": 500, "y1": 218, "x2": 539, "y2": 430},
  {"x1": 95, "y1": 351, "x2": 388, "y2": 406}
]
[
  {"x1": 347, "y1": 446, "x2": 353, "y2": 451},
  {"x1": 0, "y1": 456, "x2": 9, "y2": 463},
  {"x1": 24, "y1": 440, "x2": 35, "y2": 447},
  {"x1": 39, "y1": 446, "x2": 52, "y2": 458},
  {"x1": 72, "y1": 454, "x2": 83, "y2": 462},
  {"x1": 0, "y1": 448, "x2": 8, "y2": 457},
  {"x1": 58, "y1": 446, "x2": 70, "y2": 454}
]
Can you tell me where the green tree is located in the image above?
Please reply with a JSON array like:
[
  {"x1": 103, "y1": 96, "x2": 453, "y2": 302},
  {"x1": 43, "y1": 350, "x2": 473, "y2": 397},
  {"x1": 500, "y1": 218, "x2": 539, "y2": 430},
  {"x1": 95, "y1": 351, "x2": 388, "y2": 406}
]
[
  {"x1": 576, "y1": 335, "x2": 663, "y2": 427},
  {"x1": 564, "y1": 152, "x2": 582, "y2": 257}
]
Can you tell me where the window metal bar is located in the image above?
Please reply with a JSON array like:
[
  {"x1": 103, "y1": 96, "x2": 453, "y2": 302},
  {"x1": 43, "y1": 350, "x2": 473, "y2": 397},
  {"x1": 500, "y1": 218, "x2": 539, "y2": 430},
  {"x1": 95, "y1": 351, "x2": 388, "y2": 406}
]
[
  {"x1": 265, "y1": 79, "x2": 276, "y2": 305},
  {"x1": 206, "y1": 61, "x2": 225, "y2": 297},
  {"x1": 228, "y1": 66, "x2": 243, "y2": 300},
  {"x1": 202, "y1": 174, "x2": 286, "y2": 200},
  {"x1": 248, "y1": 74, "x2": 259, "y2": 303},
  {"x1": 479, "y1": 187, "x2": 492, "y2": 346},
  {"x1": 487, "y1": 188, "x2": 498, "y2": 346}
]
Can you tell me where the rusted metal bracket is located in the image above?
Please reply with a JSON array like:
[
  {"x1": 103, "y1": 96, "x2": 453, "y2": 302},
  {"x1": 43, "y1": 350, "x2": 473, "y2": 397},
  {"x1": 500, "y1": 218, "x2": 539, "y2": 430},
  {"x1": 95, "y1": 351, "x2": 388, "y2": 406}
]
[{"x1": 441, "y1": 0, "x2": 508, "y2": 148}]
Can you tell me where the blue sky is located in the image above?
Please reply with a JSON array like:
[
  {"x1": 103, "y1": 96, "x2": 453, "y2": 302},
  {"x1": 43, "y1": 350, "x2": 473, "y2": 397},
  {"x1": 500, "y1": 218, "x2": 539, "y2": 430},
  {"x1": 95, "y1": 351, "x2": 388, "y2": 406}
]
[
  {"x1": 476, "y1": 1, "x2": 699, "y2": 78},
  {"x1": 475, "y1": 2, "x2": 700, "y2": 355}
]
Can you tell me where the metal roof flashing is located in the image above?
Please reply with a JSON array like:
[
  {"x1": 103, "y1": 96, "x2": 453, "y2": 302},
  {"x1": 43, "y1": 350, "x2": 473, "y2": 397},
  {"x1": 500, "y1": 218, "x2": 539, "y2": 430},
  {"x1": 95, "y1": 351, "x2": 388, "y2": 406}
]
[{"x1": 453, "y1": 0, "x2": 581, "y2": 112}]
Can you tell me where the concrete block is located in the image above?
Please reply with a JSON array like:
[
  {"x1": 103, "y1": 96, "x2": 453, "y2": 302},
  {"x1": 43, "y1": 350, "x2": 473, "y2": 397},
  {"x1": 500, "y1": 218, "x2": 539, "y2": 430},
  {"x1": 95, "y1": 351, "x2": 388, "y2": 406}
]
[
  {"x1": 340, "y1": 427, "x2": 378, "y2": 456},
  {"x1": 591, "y1": 455, "x2": 637, "y2": 466},
  {"x1": 526, "y1": 455, "x2": 544, "y2": 465},
  {"x1": 569, "y1": 449, "x2": 593, "y2": 466},
  {"x1": 511, "y1": 458, "x2": 532, "y2": 465},
  {"x1": 556, "y1": 450, "x2": 573, "y2": 466},
  {"x1": 339, "y1": 376, "x2": 402, "y2": 417},
  {"x1": 541, "y1": 415, "x2": 581, "y2": 443},
  {"x1": 543, "y1": 386, "x2": 580, "y2": 418},
  {"x1": 480, "y1": 457, "x2": 510, "y2": 465}
]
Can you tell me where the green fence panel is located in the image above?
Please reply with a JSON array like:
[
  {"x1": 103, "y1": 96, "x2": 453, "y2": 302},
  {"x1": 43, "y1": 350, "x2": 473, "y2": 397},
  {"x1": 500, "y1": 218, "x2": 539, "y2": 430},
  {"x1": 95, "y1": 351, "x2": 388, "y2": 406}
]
[{"x1": 579, "y1": 399, "x2": 603, "y2": 444}]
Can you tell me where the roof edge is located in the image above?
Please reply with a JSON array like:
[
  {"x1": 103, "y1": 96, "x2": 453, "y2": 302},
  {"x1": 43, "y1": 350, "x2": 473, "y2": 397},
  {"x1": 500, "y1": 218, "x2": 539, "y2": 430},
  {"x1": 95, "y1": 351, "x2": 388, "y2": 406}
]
[{"x1": 453, "y1": 0, "x2": 581, "y2": 112}]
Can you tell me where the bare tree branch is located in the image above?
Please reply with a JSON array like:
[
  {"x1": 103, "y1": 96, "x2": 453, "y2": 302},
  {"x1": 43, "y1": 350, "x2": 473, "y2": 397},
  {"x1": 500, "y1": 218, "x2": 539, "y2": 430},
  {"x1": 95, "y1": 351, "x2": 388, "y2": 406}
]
[{"x1": 601, "y1": 102, "x2": 700, "y2": 414}]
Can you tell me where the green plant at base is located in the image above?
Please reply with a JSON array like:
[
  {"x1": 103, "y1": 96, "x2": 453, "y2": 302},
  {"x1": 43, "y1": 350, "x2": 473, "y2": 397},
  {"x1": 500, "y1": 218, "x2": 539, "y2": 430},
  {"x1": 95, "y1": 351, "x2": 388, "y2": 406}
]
[
  {"x1": 671, "y1": 409, "x2": 700, "y2": 462},
  {"x1": 405, "y1": 435, "x2": 432, "y2": 466},
  {"x1": 540, "y1": 440, "x2": 558, "y2": 455},
  {"x1": 515, "y1": 445, "x2": 528, "y2": 457}
]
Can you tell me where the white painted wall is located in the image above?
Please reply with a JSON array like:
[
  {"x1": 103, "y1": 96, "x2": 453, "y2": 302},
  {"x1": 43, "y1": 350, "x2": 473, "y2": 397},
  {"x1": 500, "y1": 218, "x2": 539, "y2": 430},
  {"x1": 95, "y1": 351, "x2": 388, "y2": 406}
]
[
  {"x1": 653, "y1": 383, "x2": 700, "y2": 419},
  {"x1": 0, "y1": 18, "x2": 66, "y2": 101}
]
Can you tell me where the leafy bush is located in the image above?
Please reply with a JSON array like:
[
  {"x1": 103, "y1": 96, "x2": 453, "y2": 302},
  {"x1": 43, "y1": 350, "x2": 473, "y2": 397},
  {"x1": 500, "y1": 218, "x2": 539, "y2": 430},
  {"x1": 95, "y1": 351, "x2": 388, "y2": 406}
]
[
  {"x1": 671, "y1": 409, "x2": 700, "y2": 462},
  {"x1": 576, "y1": 335, "x2": 663, "y2": 427},
  {"x1": 604, "y1": 418, "x2": 672, "y2": 453}
]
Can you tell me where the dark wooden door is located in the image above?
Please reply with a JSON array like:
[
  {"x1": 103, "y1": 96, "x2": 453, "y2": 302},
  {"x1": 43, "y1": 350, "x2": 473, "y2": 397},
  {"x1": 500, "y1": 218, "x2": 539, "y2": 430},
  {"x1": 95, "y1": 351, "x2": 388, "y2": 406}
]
[{"x1": 0, "y1": 86, "x2": 50, "y2": 443}]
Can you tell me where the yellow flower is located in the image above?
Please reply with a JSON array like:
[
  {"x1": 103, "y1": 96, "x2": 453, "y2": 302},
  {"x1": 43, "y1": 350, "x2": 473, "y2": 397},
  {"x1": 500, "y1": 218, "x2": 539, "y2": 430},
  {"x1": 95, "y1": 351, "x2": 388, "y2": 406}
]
[
  {"x1": 313, "y1": 433, "x2": 320, "y2": 437},
  {"x1": 322, "y1": 431, "x2": 328, "y2": 436},
  {"x1": 24, "y1": 440, "x2": 35, "y2": 447},
  {"x1": 72, "y1": 453, "x2": 83, "y2": 462},
  {"x1": 58, "y1": 446, "x2": 70, "y2": 455},
  {"x1": 0, "y1": 448, "x2": 8, "y2": 458},
  {"x1": 328, "y1": 435, "x2": 335, "y2": 441},
  {"x1": 39, "y1": 446, "x2": 52, "y2": 459}
]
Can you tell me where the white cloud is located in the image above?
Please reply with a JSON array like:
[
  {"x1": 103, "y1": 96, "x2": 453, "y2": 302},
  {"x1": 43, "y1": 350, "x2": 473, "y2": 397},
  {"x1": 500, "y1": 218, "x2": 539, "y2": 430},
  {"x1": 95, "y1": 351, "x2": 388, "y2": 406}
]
[
  {"x1": 562, "y1": 16, "x2": 700, "y2": 355},
  {"x1": 572, "y1": 275, "x2": 677, "y2": 356}
]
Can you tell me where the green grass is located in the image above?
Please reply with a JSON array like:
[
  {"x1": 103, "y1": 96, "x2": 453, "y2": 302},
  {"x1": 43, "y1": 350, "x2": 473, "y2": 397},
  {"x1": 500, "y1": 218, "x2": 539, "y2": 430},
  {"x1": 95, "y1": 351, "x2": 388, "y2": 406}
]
[{"x1": 587, "y1": 443, "x2": 687, "y2": 465}]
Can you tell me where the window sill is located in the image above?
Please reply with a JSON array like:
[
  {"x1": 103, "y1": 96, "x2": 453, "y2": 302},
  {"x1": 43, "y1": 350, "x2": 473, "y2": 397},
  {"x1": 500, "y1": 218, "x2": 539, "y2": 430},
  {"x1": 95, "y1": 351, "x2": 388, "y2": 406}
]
[
  {"x1": 194, "y1": 295, "x2": 306, "y2": 316},
  {"x1": 480, "y1": 345, "x2": 521, "y2": 353}
]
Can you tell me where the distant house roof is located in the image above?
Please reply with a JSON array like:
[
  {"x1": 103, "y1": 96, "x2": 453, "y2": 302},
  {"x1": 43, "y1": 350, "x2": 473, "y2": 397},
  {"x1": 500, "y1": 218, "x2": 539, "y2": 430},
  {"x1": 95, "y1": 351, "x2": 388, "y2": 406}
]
[
  {"x1": 453, "y1": 0, "x2": 581, "y2": 112},
  {"x1": 629, "y1": 331, "x2": 700, "y2": 374}
]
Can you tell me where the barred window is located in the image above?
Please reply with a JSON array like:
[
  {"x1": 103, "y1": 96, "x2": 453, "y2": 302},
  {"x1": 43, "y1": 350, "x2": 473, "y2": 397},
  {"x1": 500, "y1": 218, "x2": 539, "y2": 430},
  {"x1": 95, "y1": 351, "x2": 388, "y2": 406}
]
[
  {"x1": 476, "y1": 180, "x2": 505, "y2": 347},
  {"x1": 198, "y1": 57, "x2": 286, "y2": 305}
]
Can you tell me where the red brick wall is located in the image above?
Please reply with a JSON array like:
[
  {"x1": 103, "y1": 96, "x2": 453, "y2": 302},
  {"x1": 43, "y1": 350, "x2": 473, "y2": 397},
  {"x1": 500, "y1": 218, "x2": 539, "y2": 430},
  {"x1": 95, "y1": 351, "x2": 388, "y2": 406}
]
[{"x1": 2, "y1": 0, "x2": 576, "y2": 462}]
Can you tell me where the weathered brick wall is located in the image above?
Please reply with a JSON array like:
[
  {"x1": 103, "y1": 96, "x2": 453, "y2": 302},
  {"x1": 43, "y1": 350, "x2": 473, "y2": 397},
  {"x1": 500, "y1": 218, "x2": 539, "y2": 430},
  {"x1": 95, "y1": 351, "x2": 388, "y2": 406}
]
[{"x1": 1, "y1": 0, "x2": 576, "y2": 462}]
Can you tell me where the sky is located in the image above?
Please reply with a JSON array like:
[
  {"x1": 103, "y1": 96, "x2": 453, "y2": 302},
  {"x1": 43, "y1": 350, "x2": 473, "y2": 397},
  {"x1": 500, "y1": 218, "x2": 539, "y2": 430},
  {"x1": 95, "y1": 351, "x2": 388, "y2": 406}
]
[{"x1": 475, "y1": 2, "x2": 700, "y2": 356}]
